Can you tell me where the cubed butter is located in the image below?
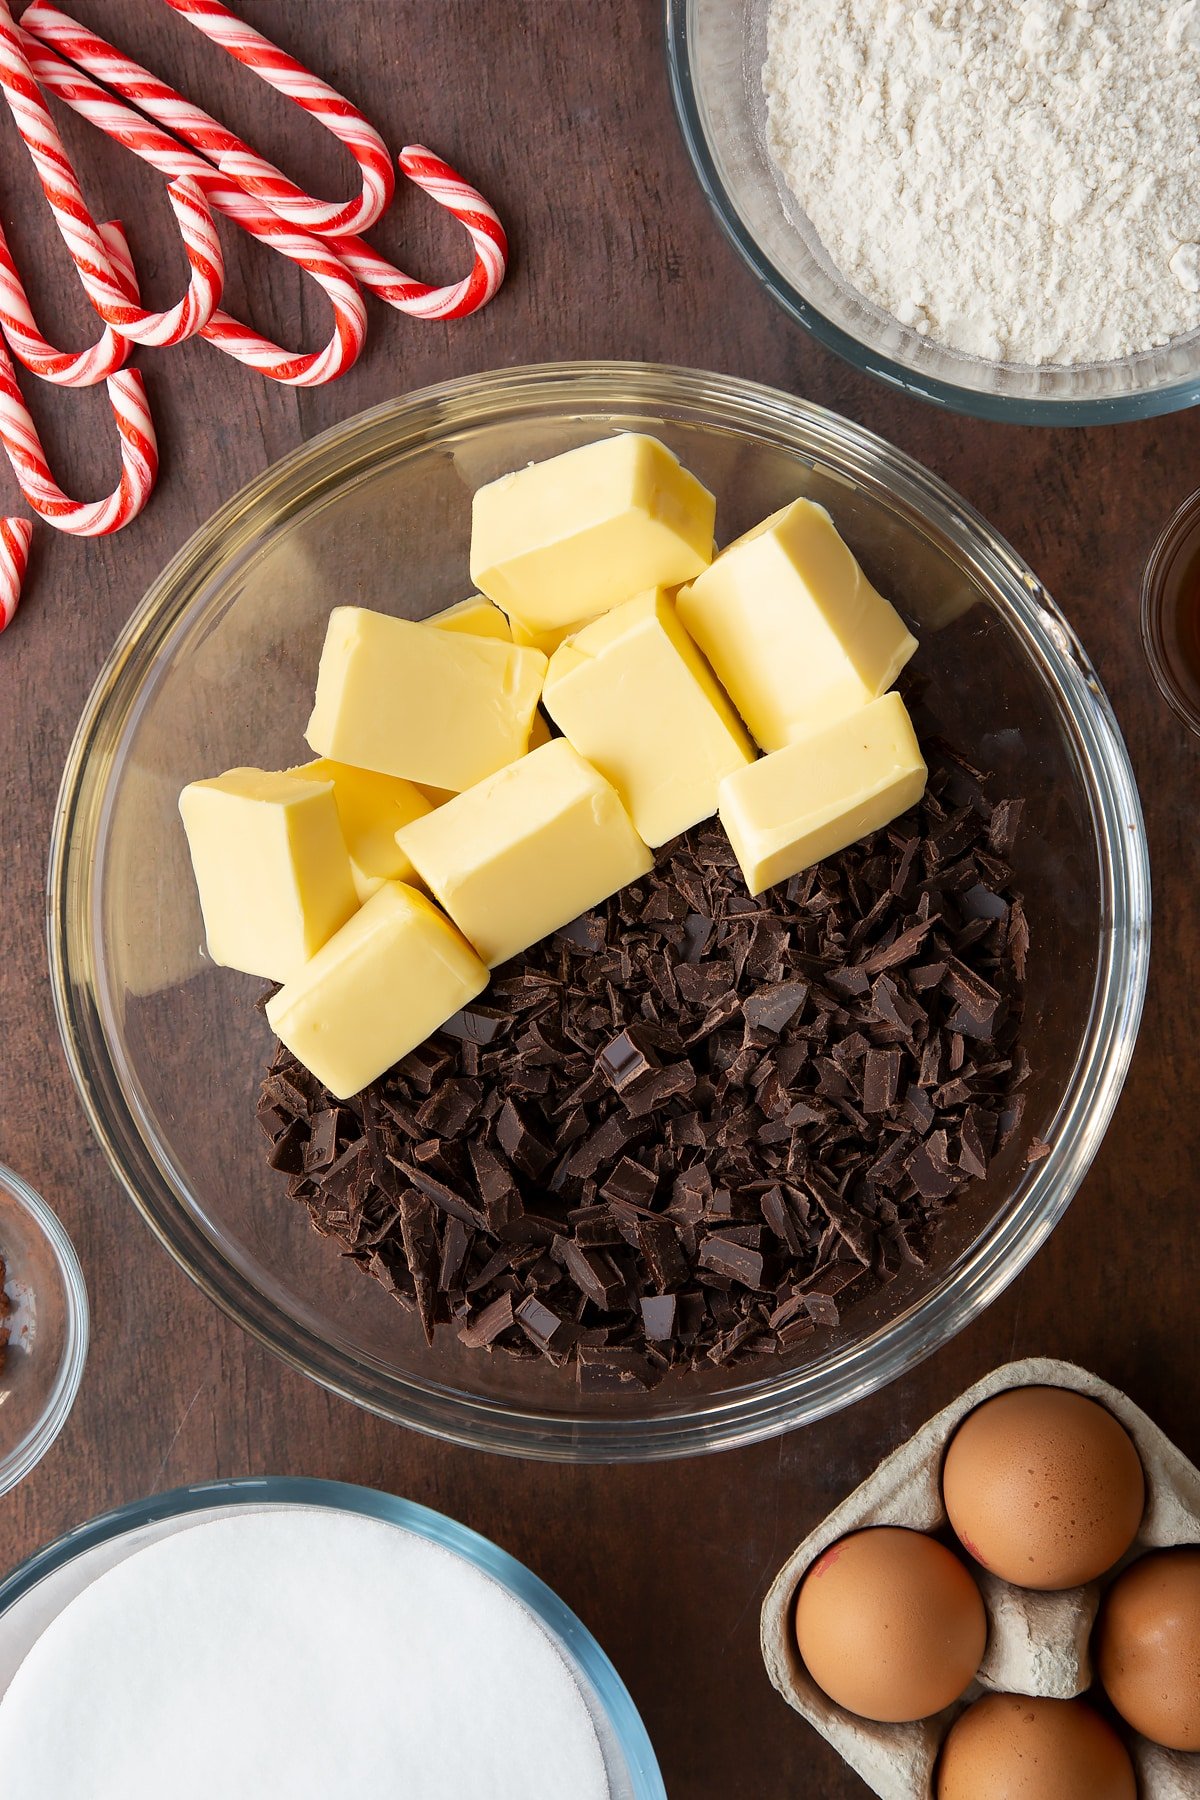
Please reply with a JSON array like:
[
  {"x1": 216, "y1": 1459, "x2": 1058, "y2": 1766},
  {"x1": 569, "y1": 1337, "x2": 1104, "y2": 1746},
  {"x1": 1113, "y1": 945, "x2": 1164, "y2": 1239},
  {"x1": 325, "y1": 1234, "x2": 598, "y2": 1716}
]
[
  {"x1": 266, "y1": 882, "x2": 488, "y2": 1099},
  {"x1": 179, "y1": 767, "x2": 358, "y2": 982},
  {"x1": 542, "y1": 588, "x2": 754, "y2": 846},
  {"x1": 396, "y1": 738, "x2": 652, "y2": 967},
  {"x1": 718, "y1": 692, "x2": 927, "y2": 896},
  {"x1": 470, "y1": 433, "x2": 716, "y2": 632},
  {"x1": 677, "y1": 499, "x2": 918, "y2": 750},
  {"x1": 292, "y1": 758, "x2": 432, "y2": 901},
  {"x1": 305, "y1": 606, "x2": 547, "y2": 791},
  {"x1": 428, "y1": 595, "x2": 512, "y2": 640}
]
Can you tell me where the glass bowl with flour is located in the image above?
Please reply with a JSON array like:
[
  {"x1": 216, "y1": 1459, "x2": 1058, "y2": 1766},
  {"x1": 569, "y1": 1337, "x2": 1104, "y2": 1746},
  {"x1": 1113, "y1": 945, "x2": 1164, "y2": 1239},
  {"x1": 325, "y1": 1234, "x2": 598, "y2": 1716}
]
[
  {"x1": 0, "y1": 1479, "x2": 665, "y2": 1800},
  {"x1": 665, "y1": 0, "x2": 1200, "y2": 422}
]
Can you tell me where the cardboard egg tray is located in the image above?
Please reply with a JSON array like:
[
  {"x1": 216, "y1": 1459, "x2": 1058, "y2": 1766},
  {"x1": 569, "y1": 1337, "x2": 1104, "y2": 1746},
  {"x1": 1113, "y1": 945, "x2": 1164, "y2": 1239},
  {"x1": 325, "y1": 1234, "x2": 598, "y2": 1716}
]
[{"x1": 760, "y1": 1358, "x2": 1200, "y2": 1798}]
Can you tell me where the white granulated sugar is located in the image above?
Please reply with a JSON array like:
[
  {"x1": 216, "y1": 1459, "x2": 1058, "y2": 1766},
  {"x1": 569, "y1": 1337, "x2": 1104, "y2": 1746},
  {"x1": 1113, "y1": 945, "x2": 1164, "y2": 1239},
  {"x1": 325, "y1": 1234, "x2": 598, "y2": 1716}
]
[
  {"x1": 763, "y1": 0, "x2": 1200, "y2": 366},
  {"x1": 0, "y1": 1509, "x2": 610, "y2": 1800}
]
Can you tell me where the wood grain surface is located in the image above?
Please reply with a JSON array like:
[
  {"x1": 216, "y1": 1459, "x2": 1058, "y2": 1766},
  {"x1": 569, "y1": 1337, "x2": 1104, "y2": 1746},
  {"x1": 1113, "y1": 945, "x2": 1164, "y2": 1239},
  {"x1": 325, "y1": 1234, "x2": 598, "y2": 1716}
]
[{"x1": 0, "y1": 4, "x2": 1196, "y2": 1795}]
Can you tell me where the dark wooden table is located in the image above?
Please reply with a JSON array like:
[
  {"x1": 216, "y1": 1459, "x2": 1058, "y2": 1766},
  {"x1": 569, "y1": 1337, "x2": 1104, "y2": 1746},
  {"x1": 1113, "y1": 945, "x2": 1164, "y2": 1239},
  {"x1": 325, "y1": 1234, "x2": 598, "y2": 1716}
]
[{"x1": 1, "y1": 4, "x2": 1195, "y2": 1793}]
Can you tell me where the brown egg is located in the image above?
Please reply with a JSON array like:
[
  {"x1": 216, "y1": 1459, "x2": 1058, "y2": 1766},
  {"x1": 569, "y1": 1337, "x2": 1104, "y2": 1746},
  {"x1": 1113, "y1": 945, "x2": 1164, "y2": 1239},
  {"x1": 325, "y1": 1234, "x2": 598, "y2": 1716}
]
[
  {"x1": 793, "y1": 1527, "x2": 986, "y2": 1723},
  {"x1": 942, "y1": 1386, "x2": 1144, "y2": 1589},
  {"x1": 1096, "y1": 1546, "x2": 1200, "y2": 1750},
  {"x1": 937, "y1": 1695, "x2": 1137, "y2": 1800}
]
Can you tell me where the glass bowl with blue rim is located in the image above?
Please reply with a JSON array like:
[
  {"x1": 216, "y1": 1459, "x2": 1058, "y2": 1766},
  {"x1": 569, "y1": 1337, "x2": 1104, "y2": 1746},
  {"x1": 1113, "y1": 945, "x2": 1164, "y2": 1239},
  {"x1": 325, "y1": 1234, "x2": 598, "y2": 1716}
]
[
  {"x1": 0, "y1": 1476, "x2": 665, "y2": 1798},
  {"x1": 665, "y1": 0, "x2": 1200, "y2": 424},
  {"x1": 50, "y1": 362, "x2": 1150, "y2": 1461},
  {"x1": 0, "y1": 1165, "x2": 88, "y2": 1500}
]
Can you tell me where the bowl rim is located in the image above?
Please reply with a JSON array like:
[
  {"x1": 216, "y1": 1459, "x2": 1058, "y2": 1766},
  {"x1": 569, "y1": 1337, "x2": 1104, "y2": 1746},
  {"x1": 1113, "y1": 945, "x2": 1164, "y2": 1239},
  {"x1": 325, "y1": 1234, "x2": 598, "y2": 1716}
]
[
  {"x1": 1140, "y1": 486, "x2": 1200, "y2": 738},
  {"x1": 662, "y1": 0, "x2": 1200, "y2": 426},
  {"x1": 47, "y1": 360, "x2": 1152, "y2": 1462},
  {"x1": 0, "y1": 1165, "x2": 90, "y2": 1500},
  {"x1": 0, "y1": 1474, "x2": 667, "y2": 1799}
]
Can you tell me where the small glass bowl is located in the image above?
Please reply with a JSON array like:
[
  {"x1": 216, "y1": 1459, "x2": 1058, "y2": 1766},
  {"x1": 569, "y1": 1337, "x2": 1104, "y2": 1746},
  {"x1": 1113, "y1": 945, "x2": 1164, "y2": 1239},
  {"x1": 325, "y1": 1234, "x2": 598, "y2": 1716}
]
[
  {"x1": 0, "y1": 1167, "x2": 89, "y2": 1499},
  {"x1": 48, "y1": 363, "x2": 1150, "y2": 1461},
  {"x1": 1141, "y1": 489, "x2": 1200, "y2": 735},
  {"x1": 0, "y1": 1477, "x2": 665, "y2": 1799},
  {"x1": 665, "y1": 0, "x2": 1200, "y2": 424}
]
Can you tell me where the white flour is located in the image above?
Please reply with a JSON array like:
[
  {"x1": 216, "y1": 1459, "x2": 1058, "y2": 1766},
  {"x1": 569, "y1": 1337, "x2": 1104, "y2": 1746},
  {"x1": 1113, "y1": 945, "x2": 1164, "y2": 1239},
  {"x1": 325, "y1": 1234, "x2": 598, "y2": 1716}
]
[{"x1": 763, "y1": 0, "x2": 1200, "y2": 366}]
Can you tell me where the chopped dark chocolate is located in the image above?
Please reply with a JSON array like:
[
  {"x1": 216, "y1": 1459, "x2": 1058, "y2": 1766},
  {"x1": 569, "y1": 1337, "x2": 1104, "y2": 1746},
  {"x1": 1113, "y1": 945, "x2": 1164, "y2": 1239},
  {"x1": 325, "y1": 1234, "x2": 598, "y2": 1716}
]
[
  {"x1": 640, "y1": 1293, "x2": 677, "y2": 1340},
  {"x1": 259, "y1": 751, "x2": 1030, "y2": 1381},
  {"x1": 457, "y1": 1291, "x2": 515, "y2": 1349},
  {"x1": 699, "y1": 1232, "x2": 767, "y2": 1289},
  {"x1": 597, "y1": 1027, "x2": 658, "y2": 1092},
  {"x1": 743, "y1": 980, "x2": 808, "y2": 1035},
  {"x1": 514, "y1": 1293, "x2": 571, "y2": 1354}
]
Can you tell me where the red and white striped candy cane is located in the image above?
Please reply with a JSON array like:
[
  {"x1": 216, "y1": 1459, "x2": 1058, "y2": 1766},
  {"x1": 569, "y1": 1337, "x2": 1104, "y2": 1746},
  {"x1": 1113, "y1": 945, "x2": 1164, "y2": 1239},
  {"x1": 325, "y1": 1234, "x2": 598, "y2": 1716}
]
[
  {"x1": 156, "y1": 0, "x2": 394, "y2": 237},
  {"x1": 19, "y1": 22, "x2": 369, "y2": 386},
  {"x1": 0, "y1": 347, "x2": 158, "y2": 535},
  {"x1": 0, "y1": 2, "x2": 223, "y2": 348},
  {"x1": 333, "y1": 147, "x2": 508, "y2": 321},
  {"x1": 99, "y1": 220, "x2": 140, "y2": 305},
  {"x1": 0, "y1": 514, "x2": 32, "y2": 630},
  {"x1": 23, "y1": 4, "x2": 508, "y2": 324},
  {"x1": 0, "y1": 217, "x2": 137, "y2": 386}
]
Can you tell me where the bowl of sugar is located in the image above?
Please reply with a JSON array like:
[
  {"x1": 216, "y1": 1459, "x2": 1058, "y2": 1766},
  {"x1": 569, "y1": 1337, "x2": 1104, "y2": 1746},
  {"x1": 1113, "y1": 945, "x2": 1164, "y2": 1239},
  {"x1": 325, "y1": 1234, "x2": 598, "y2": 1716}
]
[{"x1": 0, "y1": 1478, "x2": 665, "y2": 1799}]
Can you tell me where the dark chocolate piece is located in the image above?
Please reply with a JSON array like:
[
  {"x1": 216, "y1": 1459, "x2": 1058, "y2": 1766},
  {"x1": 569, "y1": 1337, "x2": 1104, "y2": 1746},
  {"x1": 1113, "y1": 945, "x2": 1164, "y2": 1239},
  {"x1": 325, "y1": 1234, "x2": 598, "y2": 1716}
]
[
  {"x1": 743, "y1": 980, "x2": 808, "y2": 1034},
  {"x1": 640, "y1": 1293, "x2": 677, "y2": 1340},
  {"x1": 699, "y1": 1232, "x2": 767, "y2": 1289},
  {"x1": 514, "y1": 1293, "x2": 571, "y2": 1354},
  {"x1": 457, "y1": 1292, "x2": 515, "y2": 1348},
  {"x1": 597, "y1": 1027, "x2": 658, "y2": 1092}
]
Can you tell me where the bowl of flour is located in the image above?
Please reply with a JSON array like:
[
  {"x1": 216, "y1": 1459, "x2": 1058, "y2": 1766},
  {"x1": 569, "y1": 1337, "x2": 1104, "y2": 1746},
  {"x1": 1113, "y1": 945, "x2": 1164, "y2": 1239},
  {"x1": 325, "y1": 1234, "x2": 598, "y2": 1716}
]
[{"x1": 665, "y1": 0, "x2": 1200, "y2": 421}]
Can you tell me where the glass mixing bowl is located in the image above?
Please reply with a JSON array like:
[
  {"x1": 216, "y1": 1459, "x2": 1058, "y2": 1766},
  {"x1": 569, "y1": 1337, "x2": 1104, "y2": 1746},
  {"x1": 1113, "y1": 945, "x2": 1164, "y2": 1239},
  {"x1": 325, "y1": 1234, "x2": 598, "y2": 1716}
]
[
  {"x1": 665, "y1": 1, "x2": 1200, "y2": 424},
  {"x1": 49, "y1": 362, "x2": 1150, "y2": 1460},
  {"x1": 0, "y1": 1477, "x2": 666, "y2": 1800}
]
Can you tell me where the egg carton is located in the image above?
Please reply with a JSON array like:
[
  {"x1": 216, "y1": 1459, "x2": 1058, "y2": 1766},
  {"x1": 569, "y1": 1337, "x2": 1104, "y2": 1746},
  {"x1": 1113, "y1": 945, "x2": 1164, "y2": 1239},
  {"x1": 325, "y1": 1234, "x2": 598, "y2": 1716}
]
[{"x1": 760, "y1": 1358, "x2": 1200, "y2": 1799}]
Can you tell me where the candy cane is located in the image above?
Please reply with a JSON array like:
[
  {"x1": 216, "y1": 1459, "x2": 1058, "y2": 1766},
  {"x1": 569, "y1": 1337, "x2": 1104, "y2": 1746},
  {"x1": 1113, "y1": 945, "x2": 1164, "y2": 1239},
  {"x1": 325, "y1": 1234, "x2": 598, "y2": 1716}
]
[
  {"x1": 334, "y1": 147, "x2": 508, "y2": 321},
  {"x1": 17, "y1": 24, "x2": 368, "y2": 386},
  {"x1": 99, "y1": 220, "x2": 140, "y2": 305},
  {"x1": 0, "y1": 216, "x2": 136, "y2": 386},
  {"x1": 23, "y1": 5, "x2": 508, "y2": 322},
  {"x1": 0, "y1": 5, "x2": 223, "y2": 350},
  {"x1": 157, "y1": 0, "x2": 394, "y2": 237},
  {"x1": 0, "y1": 515, "x2": 31, "y2": 629},
  {"x1": 0, "y1": 349, "x2": 158, "y2": 535}
]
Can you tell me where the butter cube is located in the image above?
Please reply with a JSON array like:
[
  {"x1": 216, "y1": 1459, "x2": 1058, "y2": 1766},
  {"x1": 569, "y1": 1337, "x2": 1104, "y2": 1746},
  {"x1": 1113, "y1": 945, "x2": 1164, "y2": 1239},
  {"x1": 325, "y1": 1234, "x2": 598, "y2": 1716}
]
[
  {"x1": 718, "y1": 693, "x2": 927, "y2": 896},
  {"x1": 677, "y1": 500, "x2": 918, "y2": 750},
  {"x1": 470, "y1": 433, "x2": 716, "y2": 632},
  {"x1": 293, "y1": 758, "x2": 432, "y2": 901},
  {"x1": 266, "y1": 882, "x2": 488, "y2": 1099},
  {"x1": 179, "y1": 767, "x2": 358, "y2": 982},
  {"x1": 428, "y1": 595, "x2": 513, "y2": 640},
  {"x1": 306, "y1": 606, "x2": 547, "y2": 792},
  {"x1": 397, "y1": 739, "x2": 652, "y2": 967},
  {"x1": 542, "y1": 588, "x2": 754, "y2": 846}
]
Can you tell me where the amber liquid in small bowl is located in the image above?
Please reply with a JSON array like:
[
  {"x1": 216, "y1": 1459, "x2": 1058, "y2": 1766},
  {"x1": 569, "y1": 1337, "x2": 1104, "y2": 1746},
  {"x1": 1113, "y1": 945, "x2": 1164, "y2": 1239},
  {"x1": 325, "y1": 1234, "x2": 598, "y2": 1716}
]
[{"x1": 1142, "y1": 490, "x2": 1200, "y2": 734}]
